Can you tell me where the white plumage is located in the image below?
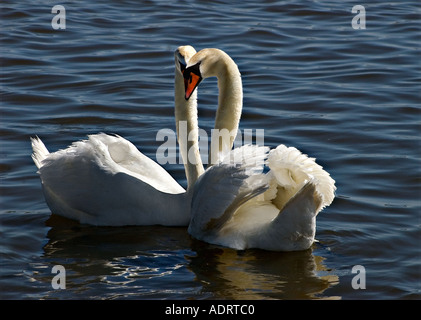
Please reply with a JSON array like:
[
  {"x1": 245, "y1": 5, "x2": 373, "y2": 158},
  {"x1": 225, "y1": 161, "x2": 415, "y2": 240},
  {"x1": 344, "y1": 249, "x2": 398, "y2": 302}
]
[{"x1": 31, "y1": 46, "x2": 336, "y2": 251}]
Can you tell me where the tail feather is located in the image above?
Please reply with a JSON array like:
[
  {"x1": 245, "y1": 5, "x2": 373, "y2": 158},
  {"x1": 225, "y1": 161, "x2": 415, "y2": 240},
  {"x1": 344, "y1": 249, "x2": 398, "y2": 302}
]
[{"x1": 31, "y1": 136, "x2": 49, "y2": 169}]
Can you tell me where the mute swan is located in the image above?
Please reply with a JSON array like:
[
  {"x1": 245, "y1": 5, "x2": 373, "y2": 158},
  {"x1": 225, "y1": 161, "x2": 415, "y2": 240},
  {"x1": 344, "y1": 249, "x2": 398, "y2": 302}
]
[
  {"x1": 31, "y1": 46, "x2": 268, "y2": 226},
  {"x1": 183, "y1": 48, "x2": 336, "y2": 251}
]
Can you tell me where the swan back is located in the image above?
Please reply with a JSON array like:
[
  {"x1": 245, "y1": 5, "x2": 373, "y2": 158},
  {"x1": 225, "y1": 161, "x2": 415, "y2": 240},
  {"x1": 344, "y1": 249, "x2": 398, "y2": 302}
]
[{"x1": 88, "y1": 134, "x2": 185, "y2": 194}]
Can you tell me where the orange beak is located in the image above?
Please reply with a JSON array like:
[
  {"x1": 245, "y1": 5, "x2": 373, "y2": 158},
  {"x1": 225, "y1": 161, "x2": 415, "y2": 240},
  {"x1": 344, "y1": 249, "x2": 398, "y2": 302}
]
[{"x1": 184, "y1": 72, "x2": 202, "y2": 100}]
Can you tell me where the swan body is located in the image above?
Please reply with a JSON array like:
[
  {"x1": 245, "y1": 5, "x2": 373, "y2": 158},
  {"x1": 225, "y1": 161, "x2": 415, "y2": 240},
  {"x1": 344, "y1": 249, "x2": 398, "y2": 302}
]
[
  {"x1": 192, "y1": 145, "x2": 334, "y2": 251},
  {"x1": 183, "y1": 48, "x2": 336, "y2": 251},
  {"x1": 31, "y1": 133, "x2": 188, "y2": 226}
]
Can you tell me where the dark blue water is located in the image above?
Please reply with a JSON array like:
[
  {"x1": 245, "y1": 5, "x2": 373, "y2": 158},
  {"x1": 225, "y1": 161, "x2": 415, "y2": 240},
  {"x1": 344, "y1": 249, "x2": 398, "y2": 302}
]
[{"x1": 1, "y1": 0, "x2": 420, "y2": 299}]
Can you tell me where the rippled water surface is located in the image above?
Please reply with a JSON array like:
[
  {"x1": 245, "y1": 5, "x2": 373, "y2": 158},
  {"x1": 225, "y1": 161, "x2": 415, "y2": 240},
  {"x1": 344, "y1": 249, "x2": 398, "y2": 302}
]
[{"x1": 1, "y1": 0, "x2": 420, "y2": 300}]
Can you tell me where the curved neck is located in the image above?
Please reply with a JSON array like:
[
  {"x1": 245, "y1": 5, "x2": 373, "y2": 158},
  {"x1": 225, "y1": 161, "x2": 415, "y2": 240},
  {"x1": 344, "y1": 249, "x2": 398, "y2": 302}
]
[
  {"x1": 210, "y1": 59, "x2": 243, "y2": 165},
  {"x1": 174, "y1": 69, "x2": 205, "y2": 189}
]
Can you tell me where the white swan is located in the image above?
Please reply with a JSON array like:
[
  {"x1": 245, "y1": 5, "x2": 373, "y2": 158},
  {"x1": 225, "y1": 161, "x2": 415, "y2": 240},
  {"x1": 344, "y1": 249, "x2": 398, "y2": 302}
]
[
  {"x1": 31, "y1": 46, "x2": 268, "y2": 226},
  {"x1": 182, "y1": 48, "x2": 336, "y2": 251}
]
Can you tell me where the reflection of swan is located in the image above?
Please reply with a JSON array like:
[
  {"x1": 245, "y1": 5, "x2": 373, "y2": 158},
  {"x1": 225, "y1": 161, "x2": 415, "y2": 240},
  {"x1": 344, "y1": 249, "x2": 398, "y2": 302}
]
[
  {"x1": 37, "y1": 216, "x2": 338, "y2": 299},
  {"x1": 188, "y1": 244, "x2": 339, "y2": 299},
  {"x1": 183, "y1": 48, "x2": 336, "y2": 251},
  {"x1": 31, "y1": 46, "x2": 268, "y2": 226}
]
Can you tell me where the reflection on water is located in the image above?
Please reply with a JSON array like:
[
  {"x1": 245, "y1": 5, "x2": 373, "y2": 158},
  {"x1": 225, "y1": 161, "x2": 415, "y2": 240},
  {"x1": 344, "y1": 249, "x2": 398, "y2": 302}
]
[
  {"x1": 188, "y1": 243, "x2": 339, "y2": 300},
  {"x1": 25, "y1": 215, "x2": 338, "y2": 299}
]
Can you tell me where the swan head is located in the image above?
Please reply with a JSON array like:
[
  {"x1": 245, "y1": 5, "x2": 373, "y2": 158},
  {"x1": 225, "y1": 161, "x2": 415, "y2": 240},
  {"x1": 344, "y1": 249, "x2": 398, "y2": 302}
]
[
  {"x1": 183, "y1": 48, "x2": 238, "y2": 100},
  {"x1": 175, "y1": 45, "x2": 197, "y2": 75}
]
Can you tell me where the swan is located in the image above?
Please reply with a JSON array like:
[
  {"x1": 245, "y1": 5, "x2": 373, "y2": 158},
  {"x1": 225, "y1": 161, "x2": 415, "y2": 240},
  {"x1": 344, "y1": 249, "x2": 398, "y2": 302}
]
[
  {"x1": 31, "y1": 45, "x2": 268, "y2": 226},
  {"x1": 182, "y1": 48, "x2": 336, "y2": 251}
]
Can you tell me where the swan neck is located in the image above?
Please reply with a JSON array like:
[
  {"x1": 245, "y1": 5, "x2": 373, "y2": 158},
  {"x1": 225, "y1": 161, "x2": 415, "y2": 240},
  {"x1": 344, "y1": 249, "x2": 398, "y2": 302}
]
[
  {"x1": 175, "y1": 70, "x2": 205, "y2": 188},
  {"x1": 211, "y1": 60, "x2": 243, "y2": 164}
]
